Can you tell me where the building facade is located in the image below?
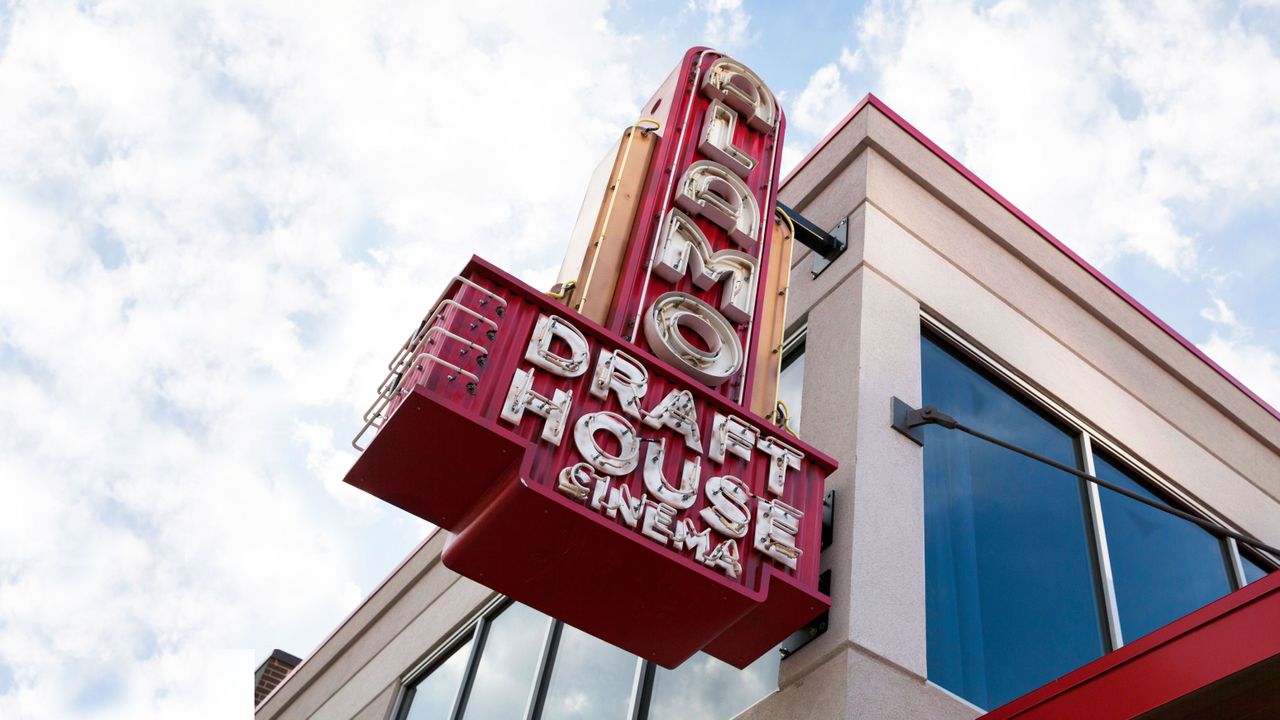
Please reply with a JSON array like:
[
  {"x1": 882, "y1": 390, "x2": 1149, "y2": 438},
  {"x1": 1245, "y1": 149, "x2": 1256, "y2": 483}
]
[{"x1": 254, "y1": 95, "x2": 1280, "y2": 720}]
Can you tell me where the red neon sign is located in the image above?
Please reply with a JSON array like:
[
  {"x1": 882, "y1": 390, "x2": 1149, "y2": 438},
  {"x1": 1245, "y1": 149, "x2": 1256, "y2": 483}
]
[
  {"x1": 345, "y1": 48, "x2": 833, "y2": 669},
  {"x1": 606, "y1": 49, "x2": 784, "y2": 408}
]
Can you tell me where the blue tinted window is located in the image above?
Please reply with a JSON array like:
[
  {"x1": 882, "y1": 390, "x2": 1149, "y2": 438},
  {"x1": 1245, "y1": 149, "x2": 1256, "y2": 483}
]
[
  {"x1": 1093, "y1": 452, "x2": 1233, "y2": 641},
  {"x1": 1241, "y1": 553, "x2": 1272, "y2": 585},
  {"x1": 922, "y1": 333, "x2": 1105, "y2": 710}
]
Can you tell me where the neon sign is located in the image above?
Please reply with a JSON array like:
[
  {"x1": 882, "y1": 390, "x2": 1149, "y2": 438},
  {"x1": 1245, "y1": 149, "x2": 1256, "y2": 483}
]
[{"x1": 345, "y1": 48, "x2": 833, "y2": 669}]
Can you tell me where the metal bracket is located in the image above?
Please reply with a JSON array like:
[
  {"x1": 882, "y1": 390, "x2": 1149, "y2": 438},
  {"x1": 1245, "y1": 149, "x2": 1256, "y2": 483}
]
[
  {"x1": 821, "y1": 489, "x2": 835, "y2": 550},
  {"x1": 779, "y1": 569, "x2": 832, "y2": 659},
  {"x1": 776, "y1": 202, "x2": 848, "y2": 278},
  {"x1": 890, "y1": 397, "x2": 957, "y2": 446},
  {"x1": 812, "y1": 216, "x2": 847, "y2": 278}
]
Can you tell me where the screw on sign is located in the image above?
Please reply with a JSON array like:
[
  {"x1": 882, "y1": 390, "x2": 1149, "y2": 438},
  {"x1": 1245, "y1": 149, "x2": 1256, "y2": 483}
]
[{"x1": 344, "y1": 48, "x2": 834, "y2": 670}]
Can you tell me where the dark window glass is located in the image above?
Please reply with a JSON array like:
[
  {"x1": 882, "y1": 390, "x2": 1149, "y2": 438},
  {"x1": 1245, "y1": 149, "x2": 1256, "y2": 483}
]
[
  {"x1": 541, "y1": 625, "x2": 636, "y2": 720},
  {"x1": 922, "y1": 333, "x2": 1105, "y2": 710},
  {"x1": 462, "y1": 603, "x2": 551, "y2": 720},
  {"x1": 648, "y1": 649, "x2": 779, "y2": 719},
  {"x1": 777, "y1": 341, "x2": 805, "y2": 432},
  {"x1": 1241, "y1": 553, "x2": 1272, "y2": 585},
  {"x1": 402, "y1": 636, "x2": 473, "y2": 720},
  {"x1": 1093, "y1": 452, "x2": 1233, "y2": 641}
]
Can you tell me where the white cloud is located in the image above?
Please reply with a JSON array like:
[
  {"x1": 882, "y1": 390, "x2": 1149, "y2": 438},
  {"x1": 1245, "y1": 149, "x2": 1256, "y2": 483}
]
[
  {"x1": 1200, "y1": 297, "x2": 1241, "y2": 330},
  {"x1": 700, "y1": 0, "x2": 753, "y2": 51},
  {"x1": 1200, "y1": 334, "x2": 1280, "y2": 410},
  {"x1": 0, "y1": 1, "x2": 647, "y2": 717},
  {"x1": 824, "y1": 0, "x2": 1280, "y2": 275},
  {"x1": 791, "y1": 61, "x2": 854, "y2": 138},
  {"x1": 839, "y1": 46, "x2": 863, "y2": 73}
]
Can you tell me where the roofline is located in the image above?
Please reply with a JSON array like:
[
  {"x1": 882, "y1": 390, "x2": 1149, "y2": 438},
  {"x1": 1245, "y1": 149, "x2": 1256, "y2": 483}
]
[{"x1": 783, "y1": 92, "x2": 1280, "y2": 426}]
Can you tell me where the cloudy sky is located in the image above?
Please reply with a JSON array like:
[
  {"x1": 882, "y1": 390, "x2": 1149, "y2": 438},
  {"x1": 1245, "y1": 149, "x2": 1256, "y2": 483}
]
[{"x1": 2, "y1": 0, "x2": 1278, "y2": 716}]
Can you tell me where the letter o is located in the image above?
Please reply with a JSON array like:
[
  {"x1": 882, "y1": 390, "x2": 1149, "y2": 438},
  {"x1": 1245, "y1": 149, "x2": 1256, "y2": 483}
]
[
  {"x1": 643, "y1": 291, "x2": 743, "y2": 387},
  {"x1": 573, "y1": 411, "x2": 640, "y2": 476}
]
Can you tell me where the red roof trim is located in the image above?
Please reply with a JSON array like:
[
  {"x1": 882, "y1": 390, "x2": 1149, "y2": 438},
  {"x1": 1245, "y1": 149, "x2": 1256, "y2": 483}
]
[{"x1": 783, "y1": 92, "x2": 1280, "y2": 425}]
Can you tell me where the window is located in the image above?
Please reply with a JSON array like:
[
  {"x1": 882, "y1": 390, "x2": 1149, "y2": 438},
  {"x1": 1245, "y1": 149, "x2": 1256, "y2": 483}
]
[
  {"x1": 775, "y1": 335, "x2": 805, "y2": 434},
  {"x1": 1092, "y1": 451, "x2": 1234, "y2": 643},
  {"x1": 920, "y1": 327, "x2": 1275, "y2": 711},
  {"x1": 396, "y1": 602, "x2": 780, "y2": 720},
  {"x1": 922, "y1": 332, "x2": 1105, "y2": 710},
  {"x1": 402, "y1": 636, "x2": 473, "y2": 720},
  {"x1": 1242, "y1": 551, "x2": 1273, "y2": 585},
  {"x1": 648, "y1": 647, "x2": 779, "y2": 719},
  {"x1": 540, "y1": 624, "x2": 635, "y2": 720},
  {"x1": 461, "y1": 603, "x2": 549, "y2": 719}
]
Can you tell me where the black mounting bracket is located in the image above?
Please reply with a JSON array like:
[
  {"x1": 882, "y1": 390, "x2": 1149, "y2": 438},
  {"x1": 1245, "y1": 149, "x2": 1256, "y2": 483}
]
[
  {"x1": 811, "y1": 216, "x2": 847, "y2": 278},
  {"x1": 890, "y1": 397, "x2": 957, "y2": 446},
  {"x1": 777, "y1": 202, "x2": 848, "y2": 278}
]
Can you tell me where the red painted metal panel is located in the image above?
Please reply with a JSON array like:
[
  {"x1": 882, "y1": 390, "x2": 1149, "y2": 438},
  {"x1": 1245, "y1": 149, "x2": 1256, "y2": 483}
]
[
  {"x1": 345, "y1": 256, "x2": 835, "y2": 669},
  {"x1": 607, "y1": 47, "x2": 786, "y2": 408},
  {"x1": 978, "y1": 569, "x2": 1280, "y2": 719}
]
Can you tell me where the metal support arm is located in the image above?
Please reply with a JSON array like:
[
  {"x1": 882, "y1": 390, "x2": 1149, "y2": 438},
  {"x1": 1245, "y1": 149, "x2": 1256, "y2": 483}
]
[{"x1": 890, "y1": 397, "x2": 1280, "y2": 558}]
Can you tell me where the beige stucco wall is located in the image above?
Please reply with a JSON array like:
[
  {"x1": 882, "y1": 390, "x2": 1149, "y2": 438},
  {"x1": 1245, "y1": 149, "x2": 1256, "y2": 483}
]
[
  {"x1": 258, "y1": 100, "x2": 1280, "y2": 720},
  {"x1": 767, "y1": 101, "x2": 1280, "y2": 718}
]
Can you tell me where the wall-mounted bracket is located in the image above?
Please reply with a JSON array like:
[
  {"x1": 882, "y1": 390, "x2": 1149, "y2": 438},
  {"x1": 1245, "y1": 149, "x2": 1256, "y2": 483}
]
[
  {"x1": 821, "y1": 489, "x2": 834, "y2": 550},
  {"x1": 890, "y1": 397, "x2": 957, "y2": 446},
  {"x1": 811, "y1": 217, "x2": 847, "y2": 278},
  {"x1": 776, "y1": 202, "x2": 848, "y2": 278},
  {"x1": 778, "y1": 569, "x2": 831, "y2": 660}
]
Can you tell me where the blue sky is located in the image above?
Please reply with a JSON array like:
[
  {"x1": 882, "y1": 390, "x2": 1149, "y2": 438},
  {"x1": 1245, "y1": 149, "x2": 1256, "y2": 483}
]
[{"x1": 1, "y1": 1, "x2": 1278, "y2": 717}]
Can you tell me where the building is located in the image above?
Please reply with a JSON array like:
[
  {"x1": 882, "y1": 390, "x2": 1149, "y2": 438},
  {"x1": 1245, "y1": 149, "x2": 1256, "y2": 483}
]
[{"x1": 254, "y1": 92, "x2": 1280, "y2": 719}]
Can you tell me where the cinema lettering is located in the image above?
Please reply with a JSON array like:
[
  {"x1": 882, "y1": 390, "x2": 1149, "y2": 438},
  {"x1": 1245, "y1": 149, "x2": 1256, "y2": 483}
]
[
  {"x1": 503, "y1": 312, "x2": 807, "y2": 579},
  {"x1": 344, "y1": 47, "x2": 835, "y2": 669}
]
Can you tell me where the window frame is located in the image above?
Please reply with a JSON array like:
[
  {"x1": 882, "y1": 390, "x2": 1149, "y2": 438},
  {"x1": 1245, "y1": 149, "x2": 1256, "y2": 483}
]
[
  {"x1": 392, "y1": 595, "x2": 509, "y2": 720},
  {"x1": 921, "y1": 312, "x2": 1277, "y2": 653}
]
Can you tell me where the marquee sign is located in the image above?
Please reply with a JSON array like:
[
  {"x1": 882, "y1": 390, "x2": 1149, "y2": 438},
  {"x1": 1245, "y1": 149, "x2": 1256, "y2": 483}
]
[{"x1": 345, "y1": 48, "x2": 834, "y2": 669}]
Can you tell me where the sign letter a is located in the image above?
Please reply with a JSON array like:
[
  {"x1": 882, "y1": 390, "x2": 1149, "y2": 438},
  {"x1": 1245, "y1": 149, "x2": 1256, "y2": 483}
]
[{"x1": 701, "y1": 57, "x2": 778, "y2": 132}]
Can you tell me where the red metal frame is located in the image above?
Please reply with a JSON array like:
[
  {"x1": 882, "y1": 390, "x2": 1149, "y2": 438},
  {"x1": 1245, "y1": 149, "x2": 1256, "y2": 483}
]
[
  {"x1": 785, "y1": 93, "x2": 1280, "y2": 425},
  {"x1": 978, "y1": 569, "x2": 1280, "y2": 719},
  {"x1": 345, "y1": 256, "x2": 835, "y2": 669}
]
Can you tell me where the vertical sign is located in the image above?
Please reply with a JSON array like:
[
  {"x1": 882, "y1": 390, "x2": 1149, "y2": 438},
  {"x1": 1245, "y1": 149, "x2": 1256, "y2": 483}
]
[
  {"x1": 345, "y1": 48, "x2": 830, "y2": 671},
  {"x1": 614, "y1": 49, "x2": 782, "y2": 409}
]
